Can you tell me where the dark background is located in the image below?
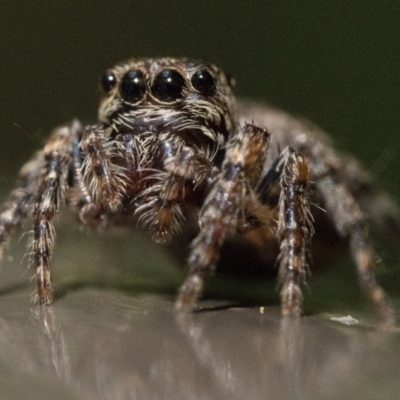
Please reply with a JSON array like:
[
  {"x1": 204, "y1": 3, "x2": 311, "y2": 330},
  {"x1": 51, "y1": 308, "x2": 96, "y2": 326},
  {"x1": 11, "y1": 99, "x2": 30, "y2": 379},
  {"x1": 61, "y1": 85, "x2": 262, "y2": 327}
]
[
  {"x1": 0, "y1": 2, "x2": 399, "y2": 191},
  {"x1": 0, "y1": 1, "x2": 399, "y2": 305}
]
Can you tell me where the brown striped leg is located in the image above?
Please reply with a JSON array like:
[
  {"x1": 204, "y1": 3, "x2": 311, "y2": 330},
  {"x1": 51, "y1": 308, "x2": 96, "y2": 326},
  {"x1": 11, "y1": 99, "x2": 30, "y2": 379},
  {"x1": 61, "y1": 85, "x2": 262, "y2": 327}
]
[
  {"x1": 0, "y1": 121, "x2": 82, "y2": 284},
  {"x1": 175, "y1": 124, "x2": 270, "y2": 311},
  {"x1": 351, "y1": 224, "x2": 394, "y2": 330},
  {"x1": 32, "y1": 123, "x2": 79, "y2": 304},
  {"x1": 0, "y1": 153, "x2": 45, "y2": 262},
  {"x1": 315, "y1": 150, "x2": 400, "y2": 247},
  {"x1": 136, "y1": 146, "x2": 211, "y2": 243},
  {"x1": 80, "y1": 126, "x2": 126, "y2": 213},
  {"x1": 276, "y1": 147, "x2": 313, "y2": 317},
  {"x1": 314, "y1": 171, "x2": 394, "y2": 329}
]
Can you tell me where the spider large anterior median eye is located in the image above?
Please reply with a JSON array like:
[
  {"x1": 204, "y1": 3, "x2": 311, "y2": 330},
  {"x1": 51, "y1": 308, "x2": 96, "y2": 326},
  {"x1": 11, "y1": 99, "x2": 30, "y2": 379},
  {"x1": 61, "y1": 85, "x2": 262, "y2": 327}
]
[
  {"x1": 191, "y1": 69, "x2": 215, "y2": 95},
  {"x1": 101, "y1": 71, "x2": 117, "y2": 93},
  {"x1": 120, "y1": 70, "x2": 146, "y2": 103},
  {"x1": 152, "y1": 69, "x2": 185, "y2": 103}
]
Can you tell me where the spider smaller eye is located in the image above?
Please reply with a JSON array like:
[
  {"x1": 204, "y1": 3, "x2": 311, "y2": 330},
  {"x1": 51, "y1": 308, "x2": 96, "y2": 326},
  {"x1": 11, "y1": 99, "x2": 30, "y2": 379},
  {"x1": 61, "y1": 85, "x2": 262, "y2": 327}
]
[
  {"x1": 191, "y1": 69, "x2": 215, "y2": 95},
  {"x1": 120, "y1": 70, "x2": 147, "y2": 104},
  {"x1": 101, "y1": 71, "x2": 117, "y2": 93}
]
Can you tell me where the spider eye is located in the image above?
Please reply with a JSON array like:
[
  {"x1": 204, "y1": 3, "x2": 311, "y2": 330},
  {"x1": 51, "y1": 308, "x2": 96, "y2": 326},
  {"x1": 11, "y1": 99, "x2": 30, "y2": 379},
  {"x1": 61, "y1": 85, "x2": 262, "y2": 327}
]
[
  {"x1": 152, "y1": 69, "x2": 185, "y2": 103},
  {"x1": 191, "y1": 69, "x2": 215, "y2": 95},
  {"x1": 119, "y1": 70, "x2": 146, "y2": 103},
  {"x1": 101, "y1": 71, "x2": 117, "y2": 93}
]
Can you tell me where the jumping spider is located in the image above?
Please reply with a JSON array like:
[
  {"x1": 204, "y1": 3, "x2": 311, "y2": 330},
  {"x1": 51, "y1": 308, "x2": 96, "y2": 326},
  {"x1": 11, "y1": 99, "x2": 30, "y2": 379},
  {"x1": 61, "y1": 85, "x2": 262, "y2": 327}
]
[{"x1": 0, "y1": 58, "x2": 398, "y2": 328}]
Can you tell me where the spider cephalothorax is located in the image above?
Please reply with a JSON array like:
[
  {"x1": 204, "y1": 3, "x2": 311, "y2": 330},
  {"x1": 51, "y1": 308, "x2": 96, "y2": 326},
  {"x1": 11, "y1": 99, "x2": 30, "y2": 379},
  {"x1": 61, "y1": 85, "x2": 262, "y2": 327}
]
[
  {"x1": 0, "y1": 57, "x2": 398, "y2": 330},
  {"x1": 100, "y1": 58, "x2": 236, "y2": 163}
]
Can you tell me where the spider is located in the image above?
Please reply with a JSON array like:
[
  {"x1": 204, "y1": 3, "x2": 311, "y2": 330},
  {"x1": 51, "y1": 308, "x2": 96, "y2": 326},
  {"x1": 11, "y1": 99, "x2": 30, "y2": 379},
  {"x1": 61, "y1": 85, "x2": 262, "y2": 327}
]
[{"x1": 0, "y1": 57, "x2": 398, "y2": 328}]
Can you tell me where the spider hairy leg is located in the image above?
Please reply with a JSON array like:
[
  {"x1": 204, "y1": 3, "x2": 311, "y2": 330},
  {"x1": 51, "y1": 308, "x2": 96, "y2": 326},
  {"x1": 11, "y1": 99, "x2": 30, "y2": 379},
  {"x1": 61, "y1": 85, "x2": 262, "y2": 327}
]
[
  {"x1": 0, "y1": 153, "x2": 45, "y2": 262},
  {"x1": 32, "y1": 122, "x2": 81, "y2": 305},
  {"x1": 276, "y1": 147, "x2": 313, "y2": 317},
  {"x1": 80, "y1": 126, "x2": 126, "y2": 213},
  {"x1": 350, "y1": 224, "x2": 395, "y2": 330},
  {"x1": 175, "y1": 124, "x2": 270, "y2": 312},
  {"x1": 312, "y1": 164, "x2": 394, "y2": 329},
  {"x1": 137, "y1": 146, "x2": 212, "y2": 243},
  {"x1": 336, "y1": 157, "x2": 400, "y2": 247}
]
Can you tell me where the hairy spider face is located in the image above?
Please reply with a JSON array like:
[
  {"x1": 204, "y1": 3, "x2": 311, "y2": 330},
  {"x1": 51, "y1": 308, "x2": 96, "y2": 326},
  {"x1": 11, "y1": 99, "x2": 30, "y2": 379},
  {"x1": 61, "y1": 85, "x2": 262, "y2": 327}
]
[{"x1": 98, "y1": 58, "x2": 236, "y2": 152}]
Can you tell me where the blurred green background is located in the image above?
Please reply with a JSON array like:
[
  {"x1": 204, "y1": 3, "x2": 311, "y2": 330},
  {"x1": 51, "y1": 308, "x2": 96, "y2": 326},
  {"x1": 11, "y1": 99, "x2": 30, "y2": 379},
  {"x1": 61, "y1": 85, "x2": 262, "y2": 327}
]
[
  {"x1": 0, "y1": 2, "x2": 399, "y2": 187},
  {"x1": 0, "y1": 1, "x2": 399, "y2": 312}
]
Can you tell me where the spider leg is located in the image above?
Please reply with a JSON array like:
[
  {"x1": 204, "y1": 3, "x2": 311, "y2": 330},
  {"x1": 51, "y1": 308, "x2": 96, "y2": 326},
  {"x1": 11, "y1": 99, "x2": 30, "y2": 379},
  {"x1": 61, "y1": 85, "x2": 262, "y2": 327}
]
[
  {"x1": 32, "y1": 121, "x2": 81, "y2": 304},
  {"x1": 333, "y1": 156, "x2": 400, "y2": 247},
  {"x1": 136, "y1": 146, "x2": 212, "y2": 243},
  {"x1": 0, "y1": 121, "x2": 82, "y2": 269},
  {"x1": 311, "y1": 159, "x2": 395, "y2": 329},
  {"x1": 0, "y1": 152, "x2": 45, "y2": 261},
  {"x1": 80, "y1": 126, "x2": 127, "y2": 213},
  {"x1": 275, "y1": 147, "x2": 313, "y2": 317},
  {"x1": 175, "y1": 124, "x2": 270, "y2": 311}
]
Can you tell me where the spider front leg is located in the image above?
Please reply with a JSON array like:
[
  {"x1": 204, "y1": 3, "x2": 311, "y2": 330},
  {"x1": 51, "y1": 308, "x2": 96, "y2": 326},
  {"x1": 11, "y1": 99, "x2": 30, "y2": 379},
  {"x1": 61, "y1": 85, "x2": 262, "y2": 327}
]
[
  {"x1": 32, "y1": 122, "x2": 81, "y2": 304},
  {"x1": 80, "y1": 126, "x2": 127, "y2": 214},
  {"x1": 136, "y1": 146, "x2": 212, "y2": 243},
  {"x1": 0, "y1": 121, "x2": 82, "y2": 304},
  {"x1": 176, "y1": 124, "x2": 270, "y2": 311},
  {"x1": 275, "y1": 147, "x2": 313, "y2": 317}
]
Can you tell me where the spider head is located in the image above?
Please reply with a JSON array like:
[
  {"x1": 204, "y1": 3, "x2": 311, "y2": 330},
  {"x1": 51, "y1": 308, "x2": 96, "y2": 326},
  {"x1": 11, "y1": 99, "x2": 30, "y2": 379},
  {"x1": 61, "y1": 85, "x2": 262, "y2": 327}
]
[{"x1": 98, "y1": 58, "x2": 237, "y2": 150}]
